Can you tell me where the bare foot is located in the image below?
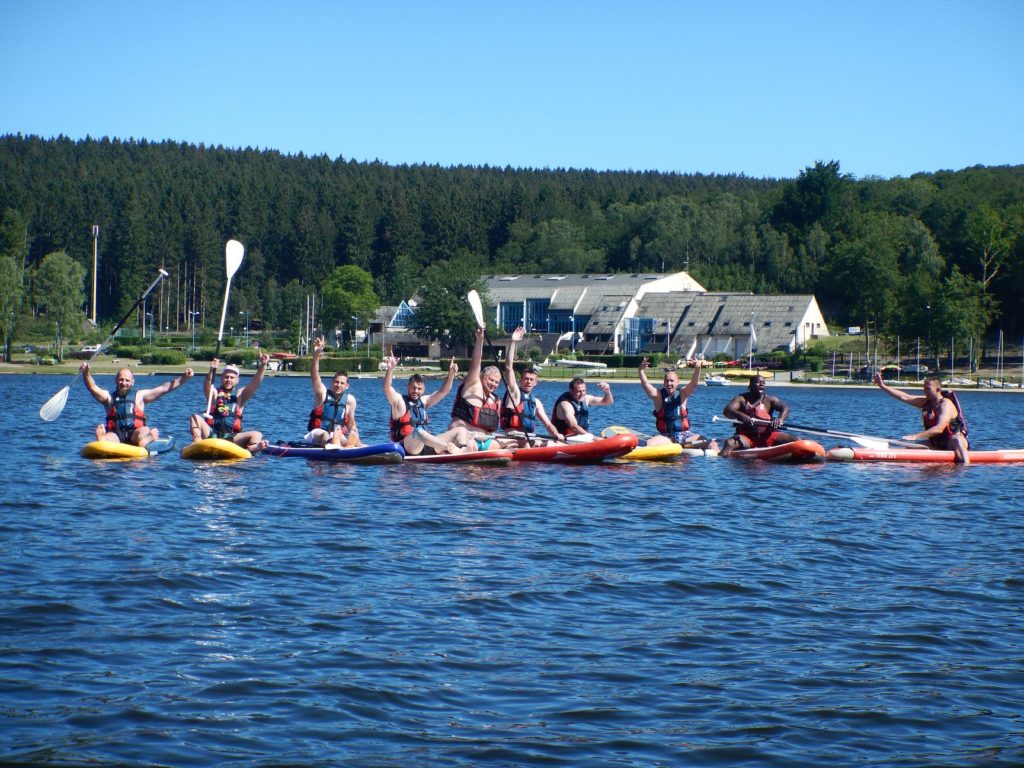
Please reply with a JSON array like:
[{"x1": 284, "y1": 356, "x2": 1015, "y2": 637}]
[
  {"x1": 95, "y1": 424, "x2": 106, "y2": 440},
  {"x1": 445, "y1": 442, "x2": 462, "y2": 455},
  {"x1": 252, "y1": 439, "x2": 269, "y2": 454}
]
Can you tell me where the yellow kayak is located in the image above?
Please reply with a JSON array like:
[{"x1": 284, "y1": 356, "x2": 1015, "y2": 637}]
[
  {"x1": 180, "y1": 437, "x2": 252, "y2": 461},
  {"x1": 81, "y1": 436, "x2": 175, "y2": 460},
  {"x1": 616, "y1": 442, "x2": 684, "y2": 462},
  {"x1": 81, "y1": 441, "x2": 151, "y2": 460}
]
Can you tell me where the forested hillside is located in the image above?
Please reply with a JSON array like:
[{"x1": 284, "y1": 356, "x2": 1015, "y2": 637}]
[{"x1": 1, "y1": 134, "x2": 1021, "y2": 352}]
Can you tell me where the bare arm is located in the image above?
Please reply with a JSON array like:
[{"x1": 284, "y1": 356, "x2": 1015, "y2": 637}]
[
  {"x1": 637, "y1": 358, "x2": 658, "y2": 401},
  {"x1": 423, "y1": 357, "x2": 458, "y2": 408},
  {"x1": 80, "y1": 362, "x2": 111, "y2": 405},
  {"x1": 679, "y1": 360, "x2": 702, "y2": 399},
  {"x1": 505, "y1": 326, "x2": 524, "y2": 403},
  {"x1": 310, "y1": 336, "x2": 327, "y2": 404},
  {"x1": 588, "y1": 381, "x2": 613, "y2": 407},
  {"x1": 906, "y1": 398, "x2": 956, "y2": 442},
  {"x1": 873, "y1": 372, "x2": 926, "y2": 407},
  {"x1": 139, "y1": 369, "x2": 194, "y2": 404},
  {"x1": 723, "y1": 393, "x2": 749, "y2": 423},
  {"x1": 237, "y1": 354, "x2": 268, "y2": 406},
  {"x1": 345, "y1": 394, "x2": 358, "y2": 430},
  {"x1": 462, "y1": 327, "x2": 485, "y2": 392},
  {"x1": 202, "y1": 359, "x2": 218, "y2": 402},
  {"x1": 533, "y1": 400, "x2": 564, "y2": 441},
  {"x1": 382, "y1": 356, "x2": 404, "y2": 412}
]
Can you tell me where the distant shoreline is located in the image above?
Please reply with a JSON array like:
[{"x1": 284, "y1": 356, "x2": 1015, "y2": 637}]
[{"x1": 3, "y1": 361, "x2": 1022, "y2": 392}]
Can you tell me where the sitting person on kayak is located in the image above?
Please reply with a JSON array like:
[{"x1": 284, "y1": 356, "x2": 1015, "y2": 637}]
[
  {"x1": 638, "y1": 357, "x2": 717, "y2": 451},
  {"x1": 873, "y1": 372, "x2": 970, "y2": 464},
  {"x1": 81, "y1": 362, "x2": 193, "y2": 448},
  {"x1": 448, "y1": 326, "x2": 503, "y2": 449},
  {"x1": 305, "y1": 335, "x2": 362, "y2": 448},
  {"x1": 500, "y1": 325, "x2": 564, "y2": 446},
  {"x1": 550, "y1": 377, "x2": 614, "y2": 440},
  {"x1": 189, "y1": 354, "x2": 269, "y2": 452},
  {"x1": 384, "y1": 355, "x2": 474, "y2": 456},
  {"x1": 720, "y1": 374, "x2": 797, "y2": 456}
]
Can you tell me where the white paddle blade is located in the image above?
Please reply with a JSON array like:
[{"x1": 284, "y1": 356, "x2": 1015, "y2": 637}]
[
  {"x1": 39, "y1": 386, "x2": 70, "y2": 422},
  {"x1": 850, "y1": 436, "x2": 892, "y2": 450},
  {"x1": 225, "y1": 239, "x2": 245, "y2": 278},
  {"x1": 467, "y1": 290, "x2": 485, "y2": 329}
]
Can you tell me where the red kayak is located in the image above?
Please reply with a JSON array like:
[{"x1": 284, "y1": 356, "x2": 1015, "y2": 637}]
[
  {"x1": 827, "y1": 446, "x2": 1024, "y2": 464},
  {"x1": 510, "y1": 433, "x2": 638, "y2": 463},
  {"x1": 405, "y1": 449, "x2": 514, "y2": 466},
  {"x1": 730, "y1": 439, "x2": 826, "y2": 463}
]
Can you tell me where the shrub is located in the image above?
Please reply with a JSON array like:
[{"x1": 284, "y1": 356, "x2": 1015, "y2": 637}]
[{"x1": 140, "y1": 349, "x2": 188, "y2": 365}]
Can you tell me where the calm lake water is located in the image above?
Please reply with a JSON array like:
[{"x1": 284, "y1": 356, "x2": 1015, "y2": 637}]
[{"x1": 2, "y1": 372, "x2": 1023, "y2": 767}]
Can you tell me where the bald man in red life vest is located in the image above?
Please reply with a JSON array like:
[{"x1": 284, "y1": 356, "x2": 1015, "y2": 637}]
[{"x1": 81, "y1": 362, "x2": 193, "y2": 448}]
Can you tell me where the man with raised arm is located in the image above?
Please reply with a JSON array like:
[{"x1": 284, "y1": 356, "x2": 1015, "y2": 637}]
[
  {"x1": 384, "y1": 355, "x2": 474, "y2": 456},
  {"x1": 305, "y1": 335, "x2": 361, "y2": 447},
  {"x1": 189, "y1": 354, "x2": 270, "y2": 452},
  {"x1": 638, "y1": 358, "x2": 717, "y2": 450},
  {"x1": 448, "y1": 326, "x2": 503, "y2": 449},
  {"x1": 500, "y1": 326, "x2": 564, "y2": 446},
  {"x1": 550, "y1": 377, "x2": 614, "y2": 440},
  {"x1": 719, "y1": 374, "x2": 797, "y2": 456},
  {"x1": 81, "y1": 363, "x2": 193, "y2": 448},
  {"x1": 873, "y1": 372, "x2": 969, "y2": 464}
]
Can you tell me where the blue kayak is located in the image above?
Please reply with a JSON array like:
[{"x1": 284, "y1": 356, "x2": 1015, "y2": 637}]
[{"x1": 264, "y1": 441, "x2": 405, "y2": 465}]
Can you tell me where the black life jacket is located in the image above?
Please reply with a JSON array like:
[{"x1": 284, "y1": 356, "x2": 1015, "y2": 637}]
[{"x1": 552, "y1": 392, "x2": 588, "y2": 434}]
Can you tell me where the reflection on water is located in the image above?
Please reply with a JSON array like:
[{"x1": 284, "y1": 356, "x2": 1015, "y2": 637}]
[{"x1": 1, "y1": 374, "x2": 1023, "y2": 766}]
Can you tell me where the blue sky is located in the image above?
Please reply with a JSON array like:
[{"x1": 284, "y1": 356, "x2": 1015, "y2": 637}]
[{"x1": 3, "y1": 1, "x2": 1021, "y2": 179}]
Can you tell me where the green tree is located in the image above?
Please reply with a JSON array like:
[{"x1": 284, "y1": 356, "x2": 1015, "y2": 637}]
[
  {"x1": 933, "y1": 267, "x2": 992, "y2": 372},
  {"x1": 35, "y1": 250, "x2": 87, "y2": 361},
  {"x1": 963, "y1": 204, "x2": 1015, "y2": 289},
  {"x1": 0, "y1": 256, "x2": 23, "y2": 361},
  {"x1": 321, "y1": 265, "x2": 379, "y2": 342},
  {"x1": 409, "y1": 253, "x2": 486, "y2": 349}
]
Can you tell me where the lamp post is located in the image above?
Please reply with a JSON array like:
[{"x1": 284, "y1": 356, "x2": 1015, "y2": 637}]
[
  {"x1": 240, "y1": 311, "x2": 251, "y2": 347},
  {"x1": 145, "y1": 312, "x2": 154, "y2": 347},
  {"x1": 90, "y1": 224, "x2": 99, "y2": 325},
  {"x1": 190, "y1": 311, "x2": 200, "y2": 353},
  {"x1": 351, "y1": 316, "x2": 359, "y2": 355},
  {"x1": 926, "y1": 303, "x2": 935, "y2": 371}
]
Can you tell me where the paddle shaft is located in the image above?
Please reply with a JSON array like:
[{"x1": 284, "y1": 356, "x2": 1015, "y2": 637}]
[
  {"x1": 712, "y1": 415, "x2": 922, "y2": 449},
  {"x1": 38, "y1": 269, "x2": 168, "y2": 422},
  {"x1": 205, "y1": 242, "x2": 245, "y2": 417}
]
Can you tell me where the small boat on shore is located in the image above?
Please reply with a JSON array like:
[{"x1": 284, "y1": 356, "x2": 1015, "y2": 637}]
[{"x1": 704, "y1": 374, "x2": 731, "y2": 386}]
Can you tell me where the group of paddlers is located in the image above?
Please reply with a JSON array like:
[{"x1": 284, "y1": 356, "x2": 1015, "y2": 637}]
[{"x1": 79, "y1": 323, "x2": 971, "y2": 463}]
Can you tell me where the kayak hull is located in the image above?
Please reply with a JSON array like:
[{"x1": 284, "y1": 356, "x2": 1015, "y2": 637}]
[
  {"x1": 405, "y1": 449, "x2": 514, "y2": 465},
  {"x1": 511, "y1": 433, "x2": 638, "y2": 463},
  {"x1": 731, "y1": 439, "x2": 826, "y2": 463},
  {"x1": 181, "y1": 438, "x2": 252, "y2": 461},
  {"x1": 616, "y1": 443, "x2": 684, "y2": 462},
  {"x1": 827, "y1": 447, "x2": 1024, "y2": 464},
  {"x1": 81, "y1": 436, "x2": 175, "y2": 460},
  {"x1": 264, "y1": 441, "x2": 404, "y2": 465}
]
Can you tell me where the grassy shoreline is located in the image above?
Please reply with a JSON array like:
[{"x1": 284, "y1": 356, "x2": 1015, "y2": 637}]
[{"x1": 4, "y1": 358, "x2": 1022, "y2": 391}]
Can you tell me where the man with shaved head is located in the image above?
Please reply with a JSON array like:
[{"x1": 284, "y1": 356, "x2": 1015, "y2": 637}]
[{"x1": 81, "y1": 363, "x2": 193, "y2": 448}]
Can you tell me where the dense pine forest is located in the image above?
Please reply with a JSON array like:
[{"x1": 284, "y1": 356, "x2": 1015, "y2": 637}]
[{"x1": 1, "y1": 134, "x2": 1022, "y2": 361}]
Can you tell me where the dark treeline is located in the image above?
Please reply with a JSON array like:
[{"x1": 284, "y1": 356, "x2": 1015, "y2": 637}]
[{"x1": 1, "y1": 134, "x2": 1022, "y2": 348}]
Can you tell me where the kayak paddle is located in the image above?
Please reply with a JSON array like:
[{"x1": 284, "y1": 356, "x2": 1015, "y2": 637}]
[{"x1": 39, "y1": 268, "x2": 169, "y2": 422}]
